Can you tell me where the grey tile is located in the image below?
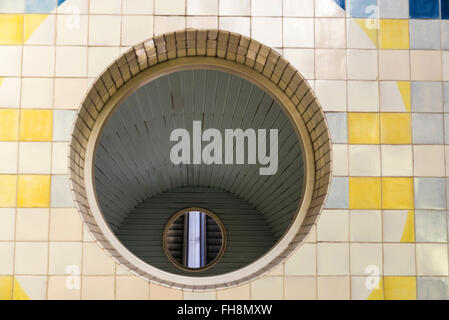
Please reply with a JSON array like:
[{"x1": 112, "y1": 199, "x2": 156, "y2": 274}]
[
  {"x1": 415, "y1": 178, "x2": 446, "y2": 210},
  {"x1": 442, "y1": 21, "x2": 449, "y2": 50},
  {"x1": 412, "y1": 82, "x2": 443, "y2": 113},
  {"x1": 418, "y1": 277, "x2": 449, "y2": 300},
  {"x1": 325, "y1": 113, "x2": 347, "y2": 144},
  {"x1": 415, "y1": 210, "x2": 447, "y2": 242},
  {"x1": 378, "y1": 0, "x2": 409, "y2": 18},
  {"x1": 324, "y1": 177, "x2": 348, "y2": 209},
  {"x1": 51, "y1": 175, "x2": 74, "y2": 208},
  {"x1": 412, "y1": 113, "x2": 444, "y2": 144},
  {"x1": 53, "y1": 110, "x2": 76, "y2": 141},
  {"x1": 445, "y1": 115, "x2": 449, "y2": 143},
  {"x1": 410, "y1": 20, "x2": 441, "y2": 50},
  {"x1": 444, "y1": 83, "x2": 449, "y2": 113}
]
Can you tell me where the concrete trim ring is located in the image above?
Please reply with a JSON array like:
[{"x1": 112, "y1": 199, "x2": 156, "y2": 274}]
[{"x1": 68, "y1": 29, "x2": 332, "y2": 291}]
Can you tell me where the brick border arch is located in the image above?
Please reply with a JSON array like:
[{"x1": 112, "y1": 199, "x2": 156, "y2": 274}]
[{"x1": 68, "y1": 29, "x2": 332, "y2": 290}]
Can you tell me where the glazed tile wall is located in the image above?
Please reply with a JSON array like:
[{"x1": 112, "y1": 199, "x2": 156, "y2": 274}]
[{"x1": 0, "y1": 0, "x2": 448, "y2": 300}]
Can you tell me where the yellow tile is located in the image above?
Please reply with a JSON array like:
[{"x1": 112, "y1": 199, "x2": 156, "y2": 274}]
[
  {"x1": 367, "y1": 278, "x2": 384, "y2": 300},
  {"x1": 354, "y1": 19, "x2": 378, "y2": 48},
  {"x1": 379, "y1": 19, "x2": 409, "y2": 50},
  {"x1": 24, "y1": 14, "x2": 48, "y2": 43},
  {"x1": 382, "y1": 178, "x2": 414, "y2": 210},
  {"x1": 401, "y1": 210, "x2": 415, "y2": 243},
  {"x1": 349, "y1": 177, "x2": 381, "y2": 210},
  {"x1": 13, "y1": 278, "x2": 30, "y2": 300},
  {"x1": 0, "y1": 175, "x2": 17, "y2": 207},
  {"x1": 17, "y1": 175, "x2": 50, "y2": 208},
  {"x1": 19, "y1": 110, "x2": 53, "y2": 142},
  {"x1": 0, "y1": 15, "x2": 24, "y2": 45},
  {"x1": 348, "y1": 113, "x2": 380, "y2": 144},
  {"x1": 384, "y1": 277, "x2": 416, "y2": 300},
  {"x1": 381, "y1": 113, "x2": 411, "y2": 144},
  {"x1": 397, "y1": 82, "x2": 411, "y2": 112},
  {"x1": 0, "y1": 109, "x2": 19, "y2": 141},
  {"x1": 0, "y1": 276, "x2": 13, "y2": 300}
]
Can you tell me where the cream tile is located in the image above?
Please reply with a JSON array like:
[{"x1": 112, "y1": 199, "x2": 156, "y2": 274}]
[
  {"x1": 379, "y1": 50, "x2": 410, "y2": 80},
  {"x1": 317, "y1": 276, "x2": 350, "y2": 300},
  {"x1": 50, "y1": 208, "x2": 82, "y2": 241},
  {"x1": 51, "y1": 142, "x2": 68, "y2": 174},
  {"x1": 0, "y1": 46, "x2": 22, "y2": 76},
  {"x1": 47, "y1": 276, "x2": 81, "y2": 300},
  {"x1": 350, "y1": 210, "x2": 382, "y2": 242},
  {"x1": 284, "y1": 277, "x2": 316, "y2": 300},
  {"x1": 82, "y1": 242, "x2": 115, "y2": 275},
  {"x1": 347, "y1": 19, "x2": 377, "y2": 49},
  {"x1": 54, "y1": 78, "x2": 87, "y2": 109},
  {"x1": 21, "y1": 78, "x2": 54, "y2": 109},
  {"x1": 317, "y1": 210, "x2": 349, "y2": 241},
  {"x1": 283, "y1": 49, "x2": 314, "y2": 80},
  {"x1": 284, "y1": 18, "x2": 314, "y2": 48},
  {"x1": 15, "y1": 208, "x2": 49, "y2": 241},
  {"x1": 14, "y1": 276, "x2": 47, "y2": 300},
  {"x1": 252, "y1": 17, "x2": 282, "y2": 47},
  {"x1": 250, "y1": 277, "x2": 283, "y2": 300},
  {"x1": 82, "y1": 276, "x2": 114, "y2": 300},
  {"x1": 315, "y1": 18, "x2": 345, "y2": 48},
  {"x1": 55, "y1": 46, "x2": 87, "y2": 77},
  {"x1": 18, "y1": 142, "x2": 52, "y2": 174},
  {"x1": 122, "y1": 0, "x2": 153, "y2": 14},
  {"x1": 87, "y1": 47, "x2": 120, "y2": 78},
  {"x1": 90, "y1": 0, "x2": 121, "y2": 14},
  {"x1": 49, "y1": 242, "x2": 82, "y2": 275},
  {"x1": 116, "y1": 276, "x2": 149, "y2": 300},
  {"x1": 315, "y1": 49, "x2": 346, "y2": 80},
  {"x1": 56, "y1": 14, "x2": 88, "y2": 45},
  {"x1": 350, "y1": 243, "x2": 383, "y2": 276},
  {"x1": 381, "y1": 145, "x2": 413, "y2": 177},
  {"x1": 349, "y1": 145, "x2": 381, "y2": 176},
  {"x1": 0, "y1": 208, "x2": 15, "y2": 241},
  {"x1": 0, "y1": 142, "x2": 18, "y2": 174},
  {"x1": 187, "y1": 0, "x2": 217, "y2": 15},
  {"x1": 219, "y1": 17, "x2": 250, "y2": 38},
  {"x1": 317, "y1": 243, "x2": 350, "y2": 275},
  {"x1": 0, "y1": 77, "x2": 21, "y2": 108},
  {"x1": 22, "y1": 46, "x2": 55, "y2": 77},
  {"x1": 183, "y1": 290, "x2": 216, "y2": 300},
  {"x1": 25, "y1": 15, "x2": 55, "y2": 45},
  {"x1": 383, "y1": 243, "x2": 416, "y2": 276},
  {"x1": 89, "y1": 15, "x2": 121, "y2": 46},
  {"x1": 219, "y1": 0, "x2": 250, "y2": 15},
  {"x1": 416, "y1": 244, "x2": 449, "y2": 276},
  {"x1": 348, "y1": 81, "x2": 379, "y2": 112},
  {"x1": 14, "y1": 242, "x2": 48, "y2": 275},
  {"x1": 121, "y1": 15, "x2": 153, "y2": 46},
  {"x1": 0, "y1": 242, "x2": 14, "y2": 274},
  {"x1": 155, "y1": 0, "x2": 185, "y2": 14},
  {"x1": 187, "y1": 16, "x2": 218, "y2": 29},
  {"x1": 347, "y1": 50, "x2": 378, "y2": 80},
  {"x1": 285, "y1": 243, "x2": 316, "y2": 276},
  {"x1": 443, "y1": 51, "x2": 449, "y2": 81},
  {"x1": 315, "y1": 80, "x2": 347, "y2": 111},
  {"x1": 149, "y1": 283, "x2": 182, "y2": 300},
  {"x1": 154, "y1": 16, "x2": 186, "y2": 35},
  {"x1": 251, "y1": 0, "x2": 282, "y2": 16},
  {"x1": 414, "y1": 145, "x2": 445, "y2": 177},
  {"x1": 216, "y1": 284, "x2": 250, "y2": 300},
  {"x1": 332, "y1": 144, "x2": 348, "y2": 176},
  {"x1": 411, "y1": 51, "x2": 442, "y2": 81},
  {"x1": 283, "y1": 0, "x2": 314, "y2": 17}
]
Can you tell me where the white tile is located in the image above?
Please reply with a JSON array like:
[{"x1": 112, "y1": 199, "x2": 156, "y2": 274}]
[
  {"x1": 52, "y1": 142, "x2": 69, "y2": 174},
  {"x1": 22, "y1": 46, "x2": 55, "y2": 77},
  {"x1": 348, "y1": 81, "x2": 379, "y2": 112},
  {"x1": 21, "y1": 78, "x2": 54, "y2": 109},
  {"x1": 413, "y1": 145, "x2": 445, "y2": 177},
  {"x1": 26, "y1": 14, "x2": 55, "y2": 45},
  {"x1": 416, "y1": 244, "x2": 449, "y2": 276},
  {"x1": 187, "y1": 16, "x2": 218, "y2": 29},
  {"x1": 284, "y1": 243, "x2": 316, "y2": 276},
  {"x1": 318, "y1": 243, "x2": 350, "y2": 275},
  {"x1": 381, "y1": 145, "x2": 413, "y2": 177},
  {"x1": 54, "y1": 78, "x2": 87, "y2": 109},
  {"x1": 121, "y1": 15, "x2": 153, "y2": 46},
  {"x1": 315, "y1": 49, "x2": 346, "y2": 80},
  {"x1": 87, "y1": 47, "x2": 120, "y2": 78},
  {"x1": 315, "y1": 80, "x2": 347, "y2": 111},
  {"x1": 219, "y1": 0, "x2": 250, "y2": 15},
  {"x1": 155, "y1": 0, "x2": 185, "y2": 14},
  {"x1": 0, "y1": 78, "x2": 21, "y2": 108},
  {"x1": 283, "y1": 49, "x2": 314, "y2": 80},
  {"x1": 15, "y1": 242, "x2": 48, "y2": 275},
  {"x1": 350, "y1": 243, "x2": 383, "y2": 275},
  {"x1": 0, "y1": 46, "x2": 22, "y2": 76},
  {"x1": 252, "y1": 17, "x2": 282, "y2": 47},
  {"x1": 56, "y1": 14, "x2": 88, "y2": 45},
  {"x1": 284, "y1": 18, "x2": 314, "y2": 48},
  {"x1": 0, "y1": 242, "x2": 14, "y2": 274},
  {"x1": 332, "y1": 144, "x2": 348, "y2": 176},
  {"x1": 317, "y1": 210, "x2": 349, "y2": 242},
  {"x1": 49, "y1": 242, "x2": 82, "y2": 275},
  {"x1": 18, "y1": 142, "x2": 52, "y2": 174},
  {"x1": 315, "y1": 18, "x2": 345, "y2": 48},
  {"x1": 154, "y1": 16, "x2": 186, "y2": 35},
  {"x1": 90, "y1": 0, "x2": 121, "y2": 14},
  {"x1": 283, "y1": 0, "x2": 314, "y2": 17},
  {"x1": 349, "y1": 145, "x2": 381, "y2": 176},
  {"x1": 89, "y1": 15, "x2": 121, "y2": 46},
  {"x1": 383, "y1": 243, "x2": 416, "y2": 276},
  {"x1": 15, "y1": 209, "x2": 49, "y2": 241},
  {"x1": 0, "y1": 142, "x2": 18, "y2": 174},
  {"x1": 187, "y1": 0, "x2": 218, "y2": 15},
  {"x1": 122, "y1": 0, "x2": 153, "y2": 14},
  {"x1": 347, "y1": 50, "x2": 378, "y2": 80},
  {"x1": 55, "y1": 46, "x2": 87, "y2": 77},
  {"x1": 0, "y1": 208, "x2": 15, "y2": 241},
  {"x1": 219, "y1": 17, "x2": 250, "y2": 38},
  {"x1": 251, "y1": 0, "x2": 282, "y2": 16},
  {"x1": 350, "y1": 210, "x2": 382, "y2": 242}
]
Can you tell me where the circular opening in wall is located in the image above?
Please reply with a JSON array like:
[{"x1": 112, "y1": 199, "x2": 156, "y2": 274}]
[
  {"x1": 69, "y1": 29, "x2": 332, "y2": 290},
  {"x1": 163, "y1": 208, "x2": 226, "y2": 272}
]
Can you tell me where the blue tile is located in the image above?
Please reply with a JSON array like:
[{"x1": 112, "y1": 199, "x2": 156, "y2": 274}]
[
  {"x1": 415, "y1": 210, "x2": 447, "y2": 242},
  {"x1": 0, "y1": 0, "x2": 25, "y2": 13},
  {"x1": 409, "y1": 0, "x2": 439, "y2": 19},
  {"x1": 325, "y1": 113, "x2": 347, "y2": 144},
  {"x1": 348, "y1": 0, "x2": 377, "y2": 18},
  {"x1": 417, "y1": 277, "x2": 449, "y2": 300},
  {"x1": 412, "y1": 82, "x2": 443, "y2": 112},
  {"x1": 410, "y1": 20, "x2": 441, "y2": 49},
  {"x1": 51, "y1": 175, "x2": 74, "y2": 208},
  {"x1": 333, "y1": 0, "x2": 346, "y2": 10},
  {"x1": 53, "y1": 110, "x2": 76, "y2": 141},
  {"x1": 412, "y1": 113, "x2": 444, "y2": 144},
  {"x1": 443, "y1": 0, "x2": 449, "y2": 19},
  {"x1": 25, "y1": 0, "x2": 57, "y2": 13},
  {"x1": 325, "y1": 177, "x2": 348, "y2": 209},
  {"x1": 378, "y1": 0, "x2": 409, "y2": 18},
  {"x1": 58, "y1": 0, "x2": 67, "y2": 5},
  {"x1": 415, "y1": 178, "x2": 446, "y2": 210}
]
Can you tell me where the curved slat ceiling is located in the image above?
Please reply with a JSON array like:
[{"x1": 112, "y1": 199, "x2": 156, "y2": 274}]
[{"x1": 94, "y1": 69, "x2": 305, "y2": 274}]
